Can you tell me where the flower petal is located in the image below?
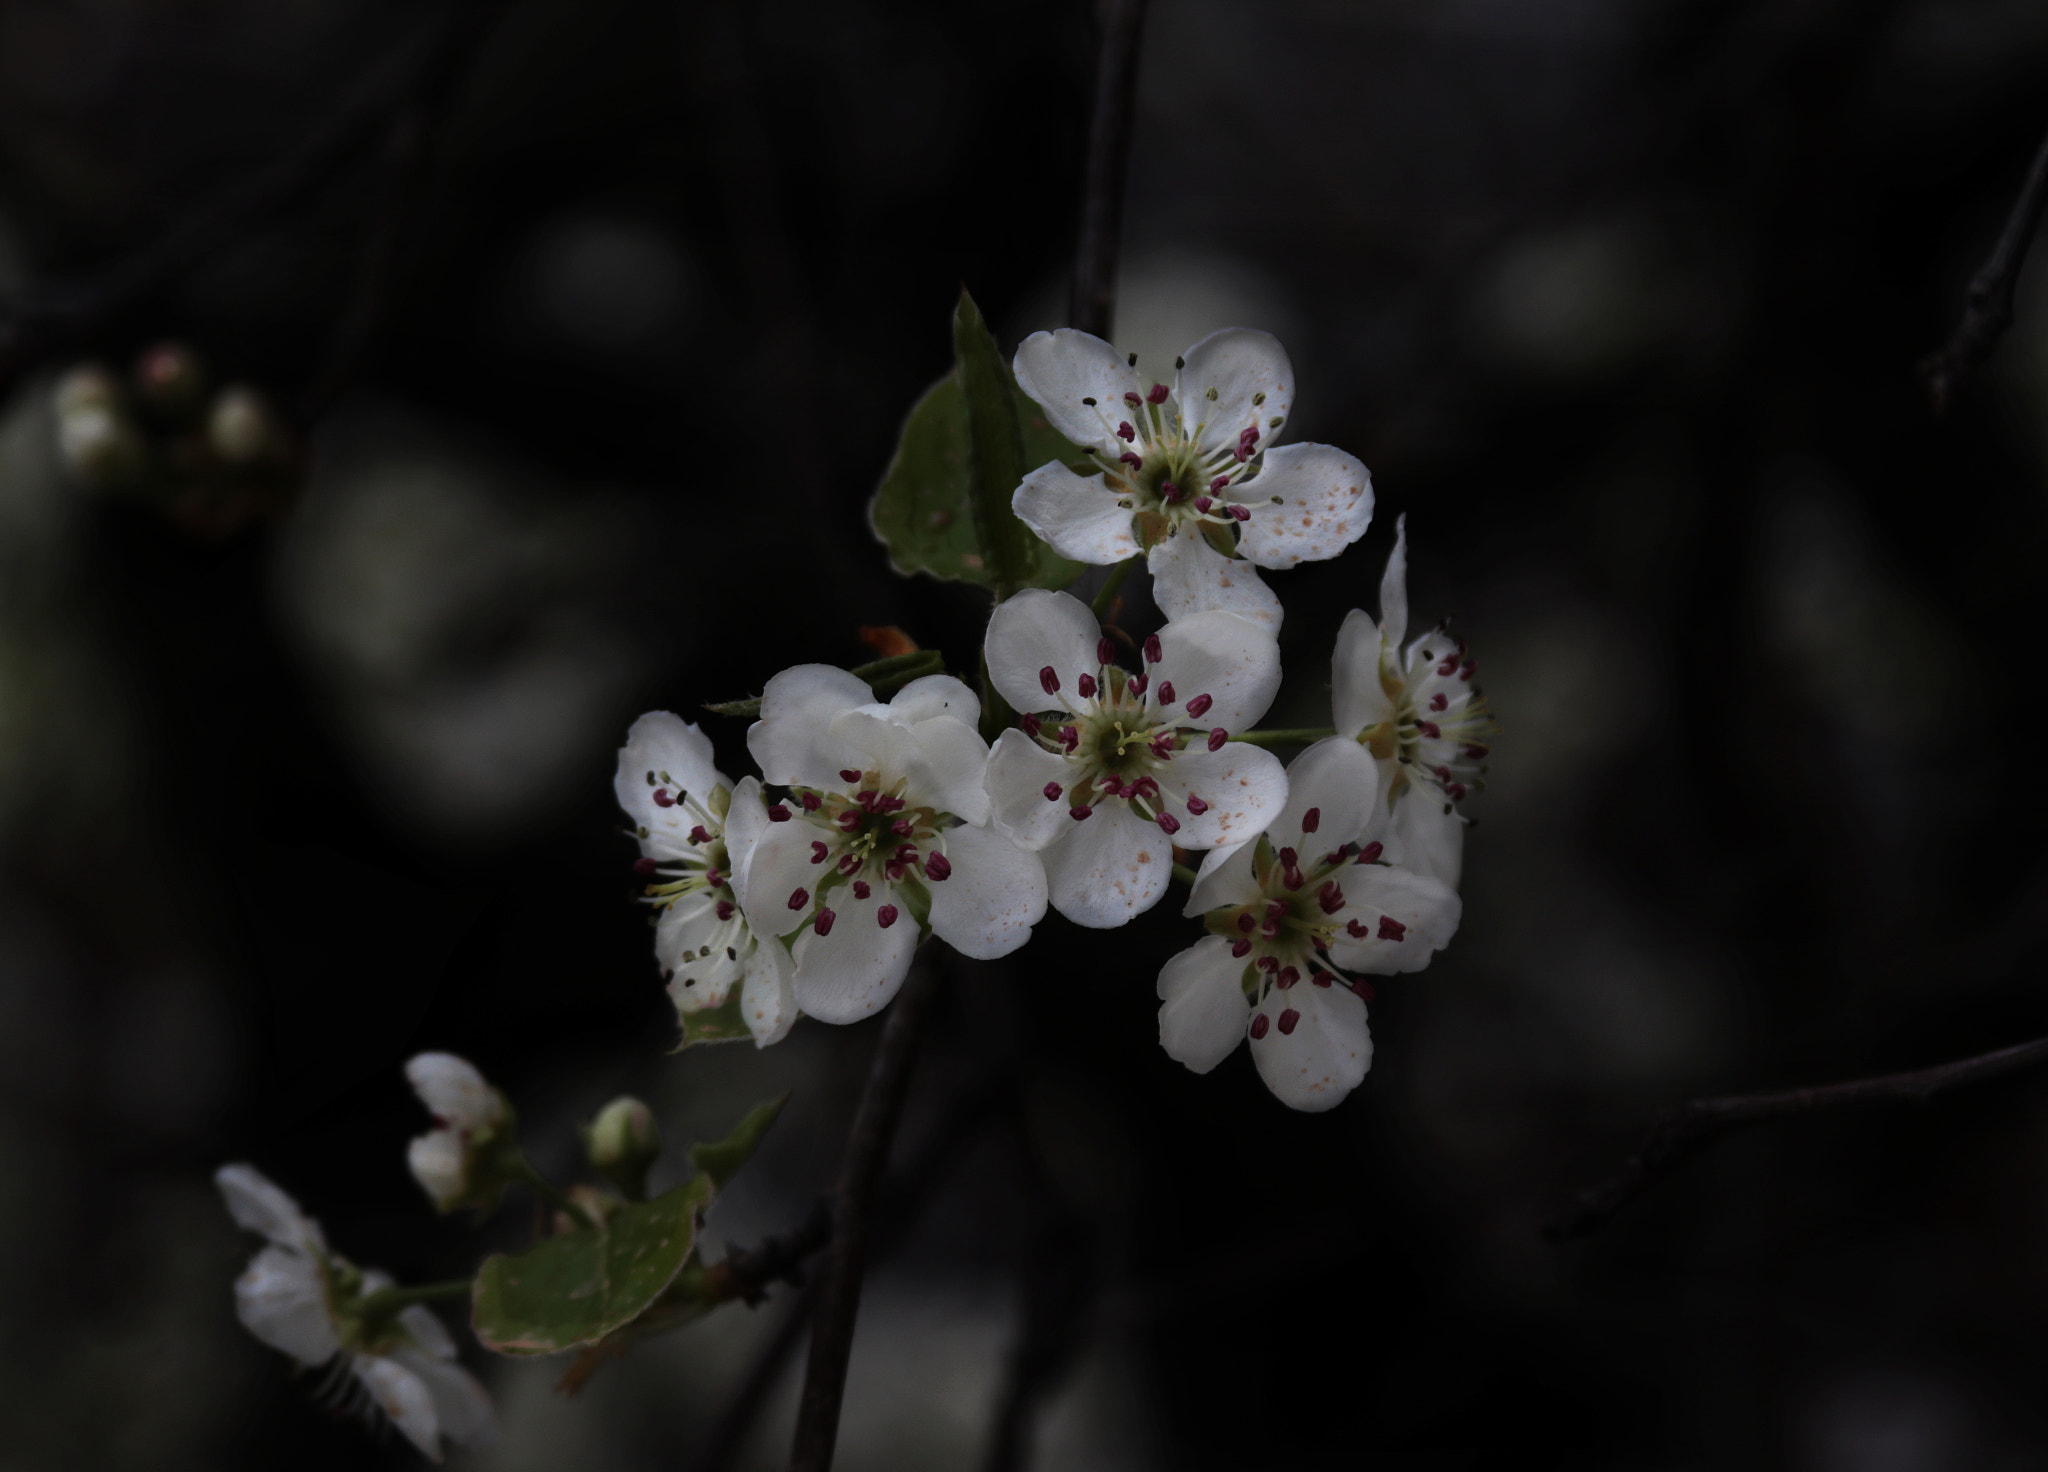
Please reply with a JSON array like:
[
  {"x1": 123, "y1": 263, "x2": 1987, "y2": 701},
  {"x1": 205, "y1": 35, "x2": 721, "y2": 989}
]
[
  {"x1": 1012, "y1": 328, "x2": 1146, "y2": 455},
  {"x1": 1185, "y1": 837, "x2": 1259, "y2": 916},
  {"x1": 614, "y1": 713, "x2": 725, "y2": 859},
  {"x1": 724, "y1": 776, "x2": 770, "y2": 875},
  {"x1": 749, "y1": 665, "x2": 873, "y2": 787},
  {"x1": 1175, "y1": 328, "x2": 1295, "y2": 459},
  {"x1": 1249, "y1": 979, "x2": 1371, "y2": 1112},
  {"x1": 984, "y1": 588, "x2": 1100, "y2": 715},
  {"x1": 407, "y1": 1130, "x2": 466, "y2": 1209},
  {"x1": 1156, "y1": 936, "x2": 1253, "y2": 1073},
  {"x1": 1327, "y1": 864, "x2": 1463, "y2": 975},
  {"x1": 904, "y1": 716, "x2": 992, "y2": 825},
  {"x1": 1014, "y1": 463, "x2": 1141, "y2": 566},
  {"x1": 660, "y1": 901, "x2": 744, "y2": 1007},
  {"x1": 927, "y1": 823, "x2": 1047, "y2": 959},
  {"x1": 1330, "y1": 608, "x2": 1395, "y2": 737},
  {"x1": 888, "y1": 674, "x2": 981, "y2": 727},
  {"x1": 1235, "y1": 443, "x2": 1373, "y2": 570},
  {"x1": 1377, "y1": 512, "x2": 1409, "y2": 651},
  {"x1": 233, "y1": 1245, "x2": 341, "y2": 1364},
  {"x1": 741, "y1": 940, "x2": 798, "y2": 1046},
  {"x1": 1155, "y1": 742, "x2": 1287, "y2": 851},
  {"x1": 354, "y1": 1353, "x2": 446, "y2": 1461},
  {"x1": 389, "y1": 1347, "x2": 498, "y2": 1452},
  {"x1": 1147, "y1": 526, "x2": 1282, "y2": 628},
  {"x1": 1380, "y1": 791, "x2": 1466, "y2": 890},
  {"x1": 404, "y1": 1053, "x2": 501, "y2": 1131},
  {"x1": 790, "y1": 882, "x2": 918, "y2": 1023},
  {"x1": 1149, "y1": 609, "x2": 1283, "y2": 734},
  {"x1": 983, "y1": 730, "x2": 1077, "y2": 850},
  {"x1": 397, "y1": 1304, "x2": 457, "y2": 1360},
  {"x1": 1041, "y1": 802, "x2": 1171, "y2": 927},
  {"x1": 215, "y1": 1163, "x2": 323, "y2": 1253},
  {"x1": 734, "y1": 819, "x2": 819, "y2": 938},
  {"x1": 1272, "y1": 738, "x2": 1380, "y2": 852}
]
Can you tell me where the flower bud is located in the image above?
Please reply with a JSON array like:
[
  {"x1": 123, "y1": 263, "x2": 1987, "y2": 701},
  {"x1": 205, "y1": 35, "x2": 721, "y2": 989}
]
[
  {"x1": 56, "y1": 403, "x2": 145, "y2": 488},
  {"x1": 134, "y1": 342, "x2": 207, "y2": 418},
  {"x1": 403, "y1": 1052, "x2": 512, "y2": 1212},
  {"x1": 207, "y1": 385, "x2": 277, "y2": 465},
  {"x1": 584, "y1": 1095, "x2": 661, "y2": 1200}
]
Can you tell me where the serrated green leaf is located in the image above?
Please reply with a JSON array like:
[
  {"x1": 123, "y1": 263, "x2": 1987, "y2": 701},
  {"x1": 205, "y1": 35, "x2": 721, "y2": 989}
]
[
  {"x1": 673, "y1": 987, "x2": 754, "y2": 1050},
  {"x1": 688, "y1": 1094, "x2": 788, "y2": 1190},
  {"x1": 471, "y1": 1174, "x2": 713, "y2": 1354}
]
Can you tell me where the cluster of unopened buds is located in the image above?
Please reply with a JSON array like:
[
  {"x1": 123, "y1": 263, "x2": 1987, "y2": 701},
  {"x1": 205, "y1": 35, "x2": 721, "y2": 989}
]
[{"x1": 619, "y1": 328, "x2": 1496, "y2": 1110}]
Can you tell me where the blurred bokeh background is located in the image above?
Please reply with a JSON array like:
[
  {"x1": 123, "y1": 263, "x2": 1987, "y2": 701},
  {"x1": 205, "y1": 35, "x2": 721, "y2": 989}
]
[{"x1": 6, "y1": 0, "x2": 2048, "y2": 1467}]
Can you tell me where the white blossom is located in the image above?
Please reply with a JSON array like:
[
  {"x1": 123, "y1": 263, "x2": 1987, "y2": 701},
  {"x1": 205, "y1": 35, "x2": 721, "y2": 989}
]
[
  {"x1": 403, "y1": 1053, "x2": 509, "y2": 1211},
  {"x1": 982, "y1": 590, "x2": 1288, "y2": 927},
  {"x1": 1011, "y1": 327, "x2": 1372, "y2": 628},
  {"x1": 743, "y1": 670, "x2": 1047, "y2": 1022},
  {"x1": 1160, "y1": 739, "x2": 1462, "y2": 1111},
  {"x1": 1329, "y1": 515, "x2": 1495, "y2": 888},
  {"x1": 615, "y1": 712, "x2": 797, "y2": 1046},
  {"x1": 215, "y1": 1164, "x2": 496, "y2": 1462}
]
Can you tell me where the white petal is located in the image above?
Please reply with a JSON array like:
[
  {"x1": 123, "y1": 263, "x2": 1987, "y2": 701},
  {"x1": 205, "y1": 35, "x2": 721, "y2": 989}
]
[
  {"x1": 1235, "y1": 443, "x2": 1373, "y2": 570},
  {"x1": 984, "y1": 588, "x2": 1100, "y2": 715},
  {"x1": 735, "y1": 819, "x2": 823, "y2": 938},
  {"x1": 397, "y1": 1304, "x2": 457, "y2": 1360},
  {"x1": 1273, "y1": 738, "x2": 1380, "y2": 853},
  {"x1": 1330, "y1": 608, "x2": 1395, "y2": 737},
  {"x1": 1014, "y1": 462, "x2": 1141, "y2": 566},
  {"x1": 1326, "y1": 864, "x2": 1463, "y2": 975},
  {"x1": 215, "y1": 1163, "x2": 323, "y2": 1253},
  {"x1": 1041, "y1": 803, "x2": 1171, "y2": 927},
  {"x1": 983, "y1": 729, "x2": 1079, "y2": 850},
  {"x1": 1174, "y1": 328, "x2": 1295, "y2": 459},
  {"x1": 723, "y1": 776, "x2": 771, "y2": 876},
  {"x1": 1250, "y1": 980, "x2": 1372, "y2": 1112},
  {"x1": 1155, "y1": 743, "x2": 1287, "y2": 851},
  {"x1": 233, "y1": 1245, "x2": 341, "y2": 1364},
  {"x1": 927, "y1": 824, "x2": 1047, "y2": 959},
  {"x1": 390, "y1": 1347, "x2": 498, "y2": 1452},
  {"x1": 1012, "y1": 328, "x2": 1146, "y2": 455},
  {"x1": 407, "y1": 1130, "x2": 467, "y2": 1210},
  {"x1": 1156, "y1": 936, "x2": 1253, "y2": 1074},
  {"x1": 1381, "y1": 789, "x2": 1466, "y2": 890},
  {"x1": 1149, "y1": 609, "x2": 1284, "y2": 734},
  {"x1": 614, "y1": 713, "x2": 725, "y2": 856},
  {"x1": 1147, "y1": 528, "x2": 1282, "y2": 629},
  {"x1": 1378, "y1": 513, "x2": 1410, "y2": 652},
  {"x1": 749, "y1": 665, "x2": 873, "y2": 787},
  {"x1": 355, "y1": 1353, "x2": 446, "y2": 1461},
  {"x1": 403, "y1": 1053, "x2": 502, "y2": 1131},
  {"x1": 904, "y1": 715, "x2": 993, "y2": 825},
  {"x1": 790, "y1": 883, "x2": 919, "y2": 1023},
  {"x1": 741, "y1": 941, "x2": 799, "y2": 1046},
  {"x1": 828, "y1": 707, "x2": 914, "y2": 785},
  {"x1": 888, "y1": 673, "x2": 981, "y2": 727},
  {"x1": 661, "y1": 902, "x2": 744, "y2": 1008},
  {"x1": 1185, "y1": 838, "x2": 1259, "y2": 917}
]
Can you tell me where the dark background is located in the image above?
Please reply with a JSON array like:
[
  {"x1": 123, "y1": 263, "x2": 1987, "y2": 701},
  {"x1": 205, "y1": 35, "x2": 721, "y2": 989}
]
[{"x1": 5, "y1": 1, "x2": 2048, "y2": 1468}]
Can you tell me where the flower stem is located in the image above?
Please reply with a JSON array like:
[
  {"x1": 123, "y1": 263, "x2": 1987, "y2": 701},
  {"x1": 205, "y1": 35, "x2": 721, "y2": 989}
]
[
  {"x1": 1090, "y1": 557, "x2": 1134, "y2": 619},
  {"x1": 359, "y1": 1278, "x2": 473, "y2": 1316},
  {"x1": 1232, "y1": 726, "x2": 1337, "y2": 748},
  {"x1": 1171, "y1": 862, "x2": 1199, "y2": 887},
  {"x1": 510, "y1": 1158, "x2": 596, "y2": 1231}
]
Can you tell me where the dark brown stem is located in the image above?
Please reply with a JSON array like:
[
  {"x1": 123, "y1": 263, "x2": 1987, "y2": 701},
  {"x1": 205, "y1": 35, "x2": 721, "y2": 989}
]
[
  {"x1": 788, "y1": 957, "x2": 942, "y2": 1472},
  {"x1": 1922, "y1": 121, "x2": 2048, "y2": 412},
  {"x1": 1547, "y1": 1033, "x2": 2048, "y2": 1241},
  {"x1": 1069, "y1": 0, "x2": 1151, "y2": 339}
]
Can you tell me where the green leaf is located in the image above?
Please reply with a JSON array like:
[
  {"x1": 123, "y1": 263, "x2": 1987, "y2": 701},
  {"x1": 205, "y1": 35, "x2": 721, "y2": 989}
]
[
  {"x1": 688, "y1": 1094, "x2": 789, "y2": 1190},
  {"x1": 952, "y1": 289, "x2": 1035, "y2": 596},
  {"x1": 702, "y1": 695, "x2": 762, "y2": 718},
  {"x1": 672, "y1": 987, "x2": 754, "y2": 1050},
  {"x1": 847, "y1": 649, "x2": 946, "y2": 696},
  {"x1": 867, "y1": 307, "x2": 1087, "y2": 595},
  {"x1": 471, "y1": 1174, "x2": 714, "y2": 1354}
]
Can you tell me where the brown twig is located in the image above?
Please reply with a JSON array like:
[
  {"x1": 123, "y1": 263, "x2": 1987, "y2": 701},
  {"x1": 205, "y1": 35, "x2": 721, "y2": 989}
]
[
  {"x1": 1069, "y1": 0, "x2": 1151, "y2": 339},
  {"x1": 1922, "y1": 121, "x2": 2048, "y2": 412},
  {"x1": 788, "y1": 957, "x2": 943, "y2": 1472},
  {"x1": 1546, "y1": 1033, "x2": 2048, "y2": 1241}
]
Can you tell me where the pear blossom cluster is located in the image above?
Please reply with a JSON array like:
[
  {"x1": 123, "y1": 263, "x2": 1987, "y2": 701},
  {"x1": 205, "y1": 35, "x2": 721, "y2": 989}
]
[{"x1": 612, "y1": 327, "x2": 1496, "y2": 1112}]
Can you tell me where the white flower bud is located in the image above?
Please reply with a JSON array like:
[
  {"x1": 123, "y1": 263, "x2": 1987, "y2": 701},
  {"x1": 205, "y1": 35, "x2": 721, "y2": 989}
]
[
  {"x1": 403, "y1": 1053, "x2": 510, "y2": 1212},
  {"x1": 207, "y1": 384, "x2": 275, "y2": 465},
  {"x1": 584, "y1": 1095, "x2": 661, "y2": 1198},
  {"x1": 406, "y1": 1129, "x2": 469, "y2": 1212}
]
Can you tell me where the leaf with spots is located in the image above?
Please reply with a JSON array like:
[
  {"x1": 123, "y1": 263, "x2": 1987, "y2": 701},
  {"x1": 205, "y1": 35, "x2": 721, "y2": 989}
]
[{"x1": 471, "y1": 1173, "x2": 714, "y2": 1354}]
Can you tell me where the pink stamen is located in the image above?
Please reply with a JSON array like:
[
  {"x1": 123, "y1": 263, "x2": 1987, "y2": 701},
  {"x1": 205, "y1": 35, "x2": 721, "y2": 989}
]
[
  {"x1": 839, "y1": 768, "x2": 862, "y2": 783},
  {"x1": 877, "y1": 905, "x2": 899, "y2": 928},
  {"x1": 810, "y1": 841, "x2": 829, "y2": 863},
  {"x1": 1119, "y1": 451, "x2": 1143, "y2": 470},
  {"x1": 689, "y1": 825, "x2": 712, "y2": 844},
  {"x1": 767, "y1": 804, "x2": 791, "y2": 822},
  {"x1": 1301, "y1": 807, "x2": 1320, "y2": 833},
  {"x1": 1357, "y1": 841, "x2": 1384, "y2": 864},
  {"x1": 1157, "y1": 680, "x2": 1177, "y2": 705},
  {"x1": 1231, "y1": 939, "x2": 1252, "y2": 958},
  {"x1": 1377, "y1": 916, "x2": 1407, "y2": 942},
  {"x1": 1097, "y1": 636, "x2": 1116, "y2": 665},
  {"x1": 1207, "y1": 728, "x2": 1227, "y2": 752},
  {"x1": 1077, "y1": 672, "x2": 1098, "y2": 699},
  {"x1": 853, "y1": 880, "x2": 871, "y2": 900},
  {"x1": 1277, "y1": 1008, "x2": 1299, "y2": 1035},
  {"x1": 1069, "y1": 805, "x2": 1093, "y2": 821},
  {"x1": 1043, "y1": 781, "x2": 1063, "y2": 802},
  {"x1": 925, "y1": 853, "x2": 951, "y2": 881},
  {"x1": 1146, "y1": 382, "x2": 1169, "y2": 404},
  {"x1": 1143, "y1": 634, "x2": 1162, "y2": 664},
  {"x1": 716, "y1": 900, "x2": 735, "y2": 921},
  {"x1": 814, "y1": 908, "x2": 836, "y2": 937},
  {"x1": 1276, "y1": 967, "x2": 1300, "y2": 990},
  {"x1": 1117, "y1": 421, "x2": 1136, "y2": 441},
  {"x1": 1022, "y1": 713, "x2": 1042, "y2": 737},
  {"x1": 1185, "y1": 693, "x2": 1213, "y2": 719},
  {"x1": 800, "y1": 791, "x2": 822, "y2": 811},
  {"x1": 1039, "y1": 666, "x2": 1060, "y2": 695},
  {"x1": 787, "y1": 887, "x2": 809, "y2": 910},
  {"x1": 1228, "y1": 504, "x2": 1250, "y2": 522},
  {"x1": 1157, "y1": 812, "x2": 1180, "y2": 836},
  {"x1": 1185, "y1": 794, "x2": 1208, "y2": 815},
  {"x1": 652, "y1": 790, "x2": 674, "y2": 808},
  {"x1": 632, "y1": 857, "x2": 657, "y2": 874},
  {"x1": 1249, "y1": 1013, "x2": 1270, "y2": 1040}
]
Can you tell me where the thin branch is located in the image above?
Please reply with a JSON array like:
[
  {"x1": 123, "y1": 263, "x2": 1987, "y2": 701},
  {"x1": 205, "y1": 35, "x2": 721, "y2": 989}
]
[
  {"x1": 703, "y1": 1201, "x2": 834, "y2": 1306},
  {"x1": 1546, "y1": 1032, "x2": 2048, "y2": 1241},
  {"x1": 1922, "y1": 121, "x2": 2048, "y2": 413},
  {"x1": 788, "y1": 955, "x2": 943, "y2": 1472},
  {"x1": 1069, "y1": 0, "x2": 1151, "y2": 339}
]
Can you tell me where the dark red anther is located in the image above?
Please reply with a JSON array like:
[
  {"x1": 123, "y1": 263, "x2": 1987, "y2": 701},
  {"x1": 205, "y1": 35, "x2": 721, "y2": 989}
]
[
  {"x1": 1022, "y1": 713, "x2": 1042, "y2": 737},
  {"x1": 839, "y1": 768, "x2": 862, "y2": 783},
  {"x1": 1150, "y1": 733, "x2": 1175, "y2": 758},
  {"x1": 1277, "y1": 1008, "x2": 1300, "y2": 1035},
  {"x1": 787, "y1": 887, "x2": 809, "y2": 910},
  {"x1": 853, "y1": 880, "x2": 871, "y2": 900},
  {"x1": 814, "y1": 908, "x2": 836, "y2": 937},
  {"x1": 1208, "y1": 728, "x2": 1227, "y2": 751},
  {"x1": 856, "y1": 789, "x2": 878, "y2": 809},
  {"x1": 1351, "y1": 978, "x2": 1377, "y2": 1003},
  {"x1": 838, "y1": 811, "x2": 863, "y2": 832},
  {"x1": 767, "y1": 804, "x2": 791, "y2": 822},
  {"x1": 689, "y1": 825, "x2": 712, "y2": 844},
  {"x1": 895, "y1": 843, "x2": 919, "y2": 861},
  {"x1": 1459, "y1": 659, "x2": 1476, "y2": 680},
  {"x1": 1228, "y1": 504, "x2": 1250, "y2": 522},
  {"x1": 1377, "y1": 916, "x2": 1408, "y2": 942},
  {"x1": 652, "y1": 789, "x2": 675, "y2": 807},
  {"x1": 1430, "y1": 693, "x2": 1448, "y2": 713},
  {"x1": 1117, "y1": 421, "x2": 1136, "y2": 441},
  {"x1": 1129, "y1": 674, "x2": 1148, "y2": 697},
  {"x1": 800, "y1": 791, "x2": 822, "y2": 811},
  {"x1": 1434, "y1": 765, "x2": 1452, "y2": 781},
  {"x1": 1416, "y1": 720, "x2": 1441, "y2": 740},
  {"x1": 1231, "y1": 939, "x2": 1253, "y2": 958},
  {"x1": 1124, "y1": 391, "x2": 1142, "y2": 405},
  {"x1": 1236, "y1": 912, "x2": 1256, "y2": 933},
  {"x1": 838, "y1": 853, "x2": 861, "y2": 874},
  {"x1": 716, "y1": 899, "x2": 736, "y2": 921},
  {"x1": 1185, "y1": 794, "x2": 1209, "y2": 815},
  {"x1": 810, "y1": 841, "x2": 829, "y2": 863},
  {"x1": 1043, "y1": 781, "x2": 1063, "y2": 802},
  {"x1": 1157, "y1": 812, "x2": 1181, "y2": 836},
  {"x1": 1161, "y1": 481, "x2": 1181, "y2": 504},
  {"x1": 1157, "y1": 680, "x2": 1177, "y2": 705},
  {"x1": 1062, "y1": 726, "x2": 1081, "y2": 753},
  {"x1": 1301, "y1": 806, "x2": 1321, "y2": 834},
  {"x1": 1097, "y1": 636, "x2": 1116, "y2": 666},
  {"x1": 704, "y1": 868, "x2": 723, "y2": 889},
  {"x1": 1310, "y1": 970, "x2": 1332, "y2": 988},
  {"x1": 633, "y1": 856, "x2": 658, "y2": 874},
  {"x1": 1077, "y1": 672, "x2": 1098, "y2": 699},
  {"x1": 1249, "y1": 1013, "x2": 1271, "y2": 1040},
  {"x1": 1346, "y1": 919, "x2": 1370, "y2": 938},
  {"x1": 1437, "y1": 655, "x2": 1458, "y2": 677},
  {"x1": 1210, "y1": 475, "x2": 1231, "y2": 492},
  {"x1": 925, "y1": 853, "x2": 952, "y2": 881},
  {"x1": 1185, "y1": 693, "x2": 1213, "y2": 719},
  {"x1": 1143, "y1": 633, "x2": 1162, "y2": 664},
  {"x1": 1267, "y1": 899, "x2": 1287, "y2": 919},
  {"x1": 1445, "y1": 781, "x2": 1468, "y2": 801},
  {"x1": 877, "y1": 905, "x2": 899, "y2": 928},
  {"x1": 1118, "y1": 451, "x2": 1144, "y2": 470},
  {"x1": 1357, "y1": 841, "x2": 1383, "y2": 864},
  {"x1": 1132, "y1": 776, "x2": 1160, "y2": 800},
  {"x1": 1146, "y1": 382, "x2": 1169, "y2": 404},
  {"x1": 1256, "y1": 954, "x2": 1280, "y2": 973},
  {"x1": 1261, "y1": 917, "x2": 1282, "y2": 939},
  {"x1": 1069, "y1": 804, "x2": 1093, "y2": 821},
  {"x1": 1039, "y1": 666, "x2": 1060, "y2": 695},
  {"x1": 1317, "y1": 882, "x2": 1345, "y2": 915},
  {"x1": 1278, "y1": 846, "x2": 1299, "y2": 869},
  {"x1": 885, "y1": 859, "x2": 907, "y2": 880},
  {"x1": 891, "y1": 818, "x2": 914, "y2": 837},
  {"x1": 1464, "y1": 743, "x2": 1491, "y2": 760},
  {"x1": 1276, "y1": 967, "x2": 1300, "y2": 990}
]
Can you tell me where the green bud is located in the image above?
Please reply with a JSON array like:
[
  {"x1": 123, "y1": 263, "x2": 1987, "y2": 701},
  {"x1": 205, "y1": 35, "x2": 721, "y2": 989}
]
[{"x1": 584, "y1": 1096, "x2": 662, "y2": 1201}]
